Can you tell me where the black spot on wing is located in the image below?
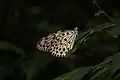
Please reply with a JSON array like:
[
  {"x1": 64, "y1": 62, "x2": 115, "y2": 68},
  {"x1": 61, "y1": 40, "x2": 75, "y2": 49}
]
[
  {"x1": 60, "y1": 52, "x2": 63, "y2": 54},
  {"x1": 62, "y1": 33, "x2": 65, "y2": 36},
  {"x1": 64, "y1": 39, "x2": 67, "y2": 41},
  {"x1": 43, "y1": 45, "x2": 45, "y2": 47},
  {"x1": 67, "y1": 32, "x2": 69, "y2": 35},
  {"x1": 68, "y1": 41, "x2": 71, "y2": 44},
  {"x1": 63, "y1": 48, "x2": 65, "y2": 51}
]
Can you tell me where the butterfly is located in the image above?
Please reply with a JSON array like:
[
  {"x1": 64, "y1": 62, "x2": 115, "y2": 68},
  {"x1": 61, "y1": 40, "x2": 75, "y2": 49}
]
[{"x1": 36, "y1": 27, "x2": 78, "y2": 57}]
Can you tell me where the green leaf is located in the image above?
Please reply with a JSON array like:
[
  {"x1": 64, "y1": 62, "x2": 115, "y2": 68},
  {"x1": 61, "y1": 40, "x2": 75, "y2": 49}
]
[
  {"x1": 113, "y1": 72, "x2": 120, "y2": 80},
  {"x1": 54, "y1": 66, "x2": 92, "y2": 80},
  {"x1": 27, "y1": 52, "x2": 54, "y2": 80},
  {"x1": 92, "y1": 56, "x2": 112, "y2": 73},
  {"x1": 0, "y1": 61, "x2": 22, "y2": 80},
  {"x1": 107, "y1": 23, "x2": 120, "y2": 38},
  {"x1": 90, "y1": 75, "x2": 106, "y2": 80},
  {"x1": 90, "y1": 66, "x2": 110, "y2": 80},
  {"x1": 20, "y1": 59, "x2": 31, "y2": 75},
  {"x1": 111, "y1": 53, "x2": 120, "y2": 77},
  {"x1": 0, "y1": 66, "x2": 15, "y2": 80},
  {"x1": 76, "y1": 28, "x2": 92, "y2": 44},
  {"x1": 89, "y1": 56, "x2": 112, "y2": 80},
  {"x1": 0, "y1": 41, "x2": 25, "y2": 58}
]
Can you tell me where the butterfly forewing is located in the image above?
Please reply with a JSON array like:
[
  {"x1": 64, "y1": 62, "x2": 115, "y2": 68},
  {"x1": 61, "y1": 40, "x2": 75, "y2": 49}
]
[
  {"x1": 36, "y1": 27, "x2": 78, "y2": 57},
  {"x1": 36, "y1": 37, "x2": 46, "y2": 51},
  {"x1": 52, "y1": 43, "x2": 68, "y2": 57},
  {"x1": 69, "y1": 33, "x2": 77, "y2": 49}
]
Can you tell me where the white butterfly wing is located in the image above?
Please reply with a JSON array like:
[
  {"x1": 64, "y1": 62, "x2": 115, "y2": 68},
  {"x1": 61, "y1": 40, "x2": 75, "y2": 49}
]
[{"x1": 36, "y1": 27, "x2": 78, "y2": 57}]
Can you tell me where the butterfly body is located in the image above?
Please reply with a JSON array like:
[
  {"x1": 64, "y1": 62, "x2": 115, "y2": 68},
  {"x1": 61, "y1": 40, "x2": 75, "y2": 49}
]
[{"x1": 36, "y1": 27, "x2": 78, "y2": 57}]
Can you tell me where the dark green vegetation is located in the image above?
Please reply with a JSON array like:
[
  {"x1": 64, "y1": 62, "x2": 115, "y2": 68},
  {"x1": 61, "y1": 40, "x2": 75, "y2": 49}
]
[{"x1": 1, "y1": 0, "x2": 120, "y2": 80}]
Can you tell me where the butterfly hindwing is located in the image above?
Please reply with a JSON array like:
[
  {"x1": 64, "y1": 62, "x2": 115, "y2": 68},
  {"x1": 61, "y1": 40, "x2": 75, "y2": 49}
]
[{"x1": 36, "y1": 33, "x2": 55, "y2": 51}]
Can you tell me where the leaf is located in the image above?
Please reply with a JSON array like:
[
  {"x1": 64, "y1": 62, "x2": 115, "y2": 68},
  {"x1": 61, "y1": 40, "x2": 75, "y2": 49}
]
[
  {"x1": 111, "y1": 53, "x2": 120, "y2": 77},
  {"x1": 90, "y1": 66, "x2": 110, "y2": 80},
  {"x1": 0, "y1": 66, "x2": 15, "y2": 80},
  {"x1": 113, "y1": 72, "x2": 120, "y2": 80},
  {"x1": 92, "y1": 56, "x2": 112, "y2": 73},
  {"x1": 54, "y1": 66, "x2": 92, "y2": 80},
  {"x1": 89, "y1": 56, "x2": 112, "y2": 80},
  {"x1": 76, "y1": 23, "x2": 115, "y2": 45},
  {"x1": 90, "y1": 75, "x2": 106, "y2": 80},
  {"x1": 0, "y1": 60, "x2": 23, "y2": 80},
  {"x1": 0, "y1": 41, "x2": 25, "y2": 58},
  {"x1": 20, "y1": 59, "x2": 31, "y2": 75},
  {"x1": 76, "y1": 28, "x2": 92, "y2": 44},
  {"x1": 107, "y1": 23, "x2": 120, "y2": 38},
  {"x1": 27, "y1": 52, "x2": 54, "y2": 80}
]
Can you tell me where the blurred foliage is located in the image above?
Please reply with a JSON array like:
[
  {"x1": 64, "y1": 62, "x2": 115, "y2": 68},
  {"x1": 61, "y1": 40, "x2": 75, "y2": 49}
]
[{"x1": 1, "y1": 0, "x2": 120, "y2": 80}]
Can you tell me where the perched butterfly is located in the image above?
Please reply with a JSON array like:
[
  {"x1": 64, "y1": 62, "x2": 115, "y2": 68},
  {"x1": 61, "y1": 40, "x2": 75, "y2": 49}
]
[{"x1": 36, "y1": 27, "x2": 78, "y2": 57}]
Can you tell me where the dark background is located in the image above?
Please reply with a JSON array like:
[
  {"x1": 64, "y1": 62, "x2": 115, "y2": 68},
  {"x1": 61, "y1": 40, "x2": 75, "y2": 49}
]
[{"x1": 0, "y1": 0, "x2": 120, "y2": 80}]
